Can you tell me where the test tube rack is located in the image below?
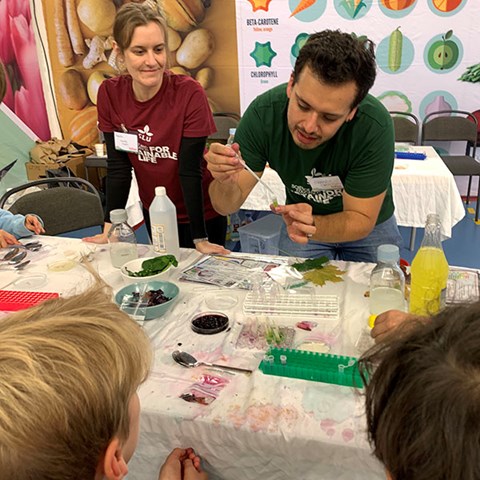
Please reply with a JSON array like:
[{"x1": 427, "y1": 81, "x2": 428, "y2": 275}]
[
  {"x1": 0, "y1": 290, "x2": 59, "y2": 311},
  {"x1": 259, "y1": 347, "x2": 364, "y2": 388}
]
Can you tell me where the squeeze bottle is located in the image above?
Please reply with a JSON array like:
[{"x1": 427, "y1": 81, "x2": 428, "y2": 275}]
[
  {"x1": 108, "y1": 209, "x2": 138, "y2": 268},
  {"x1": 369, "y1": 244, "x2": 406, "y2": 327},
  {"x1": 409, "y1": 213, "x2": 449, "y2": 315},
  {"x1": 149, "y1": 186, "x2": 180, "y2": 259}
]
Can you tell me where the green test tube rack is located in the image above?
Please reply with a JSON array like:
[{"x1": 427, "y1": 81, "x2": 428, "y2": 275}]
[{"x1": 259, "y1": 347, "x2": 365, "y2": 388}]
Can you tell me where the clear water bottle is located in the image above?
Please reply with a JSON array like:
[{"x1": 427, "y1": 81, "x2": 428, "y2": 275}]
[
  {"x1": 149, "y1": 186, "x2": 180, "y2": 259},
  {"x1": 108, "y1": 209, "x2": 138, "y2": 268},
  {"x1": 409, "y1": 213, "x2": 449, "y2": 315},
  {"x1": 369, "y1": 244, "x2": 406, "y2": 325}
]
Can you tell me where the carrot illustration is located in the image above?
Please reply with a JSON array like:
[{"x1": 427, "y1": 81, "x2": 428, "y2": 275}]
[
  {"x1": 290, "y1": 0, "x2": 317, "y2": 17},
  {"x1": 54, "y1": 0, "x2": 74, "y2": 67}
]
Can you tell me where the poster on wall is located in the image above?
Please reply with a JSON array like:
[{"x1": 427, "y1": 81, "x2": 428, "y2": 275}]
[
  {"x1": 235, "y1": 0, "x2": 480, "y2": 123},
  {"x1": 39, "y1": 0, "x2": 240, "y2": 147},
  {"x1": 0, "y1": 0, "x2": 51, "y2": 140}
]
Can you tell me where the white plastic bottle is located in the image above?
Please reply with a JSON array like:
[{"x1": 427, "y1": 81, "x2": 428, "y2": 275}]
[
  {"x1": 369, "y1": 244, "x2": 406, "y2": 325},
  {"x1": 108, "y1": 209, "x2": 138, "y2": 268},
  {"x1": 149, "y1": 186, "x2": 180, "y2": 259}
]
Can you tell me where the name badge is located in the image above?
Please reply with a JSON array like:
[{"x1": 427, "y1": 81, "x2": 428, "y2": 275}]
[
  {"x1": 114, "y1": 131, "x2": 138, "y2": 153},
  {"x1": 307, "y1": 176, "x2": 344, "y2": 191}
]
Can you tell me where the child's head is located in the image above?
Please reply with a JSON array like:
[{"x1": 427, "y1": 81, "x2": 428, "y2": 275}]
[
  {"x1": 0, "y1": 283, "x2": 151, "y2": 479},
  {"x1": 359, "y1": 302, "x2": 480, "y2": 480}
]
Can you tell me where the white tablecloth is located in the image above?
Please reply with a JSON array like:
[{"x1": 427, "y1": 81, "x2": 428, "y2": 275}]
[
  {"x1": 0, "y1": 237, "x2": 383, "y2": 480},
  {"x1": 241, "y1": 146, "x2": 465, "y2": 239}
]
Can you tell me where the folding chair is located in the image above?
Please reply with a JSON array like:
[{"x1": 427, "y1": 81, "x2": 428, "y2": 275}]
[
  {"x1": 209, "y1": 112, "x2": 241, "y2": 144},
  {"x1": 0, "y1": 177, "x2": 104, "y2": 235},
  {"x1": 421, "y1": 110, "x2": 480, "y2": 222},
  {"x1": 389, "y1": 111, "x2": 420, "y2": 145}
]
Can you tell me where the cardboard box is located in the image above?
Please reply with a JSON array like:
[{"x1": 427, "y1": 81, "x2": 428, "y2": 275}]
[{"x1": 25, "y1": 154, "x2": 86, "y2": 181}]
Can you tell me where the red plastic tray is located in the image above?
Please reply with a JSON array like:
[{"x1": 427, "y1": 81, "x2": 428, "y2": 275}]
[{"x1": 0, "y1": 290, "x2": 59, "y2": 311}]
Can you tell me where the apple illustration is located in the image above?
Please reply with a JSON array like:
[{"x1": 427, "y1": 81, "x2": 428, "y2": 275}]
[
  {"x1": 87, "y1": 70, "x2": 112, "y2": 105},
  {"x1": 427, "y1": 30, "x2": 459, "y2": 70}
]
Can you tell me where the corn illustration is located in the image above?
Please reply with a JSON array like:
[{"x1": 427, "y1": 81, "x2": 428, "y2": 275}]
[{"x1": 388, "y1": 27, "x2": 403, "y2": 72}]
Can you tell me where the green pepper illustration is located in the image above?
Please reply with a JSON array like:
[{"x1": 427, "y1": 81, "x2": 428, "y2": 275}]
[{"x1": 388, "y1": 27, "x2": 403, "y2": 72}]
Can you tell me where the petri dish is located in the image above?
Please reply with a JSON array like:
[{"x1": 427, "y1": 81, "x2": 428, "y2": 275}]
[
  {"x1": 47, "y1": 259, "x2": 77, "y2": 272},
  {"x1": 204, "y1": 293, "x2": 239, "y2": 310},
  {"x1": 11, "y1": 273, "x2": 48, "y2": 290},
  {"x1": 191, "y1": 312, "x2": 229, "y2": 335}
]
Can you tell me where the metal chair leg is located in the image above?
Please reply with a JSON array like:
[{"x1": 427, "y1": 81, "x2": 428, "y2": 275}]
[
  {"x1": 476, "y1": 177, "x2": 480, "y2": 223},
  {"x1": 467, "y1": 176, "x2": 472, "y2": 205},
  {"x1": 409, "y1": 227, "x2": 416, "y2": 251}
]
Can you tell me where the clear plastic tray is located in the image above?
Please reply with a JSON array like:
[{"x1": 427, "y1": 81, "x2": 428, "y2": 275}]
[{"x1": 243, "y1": 291, "x2": 339, "y2": 319}]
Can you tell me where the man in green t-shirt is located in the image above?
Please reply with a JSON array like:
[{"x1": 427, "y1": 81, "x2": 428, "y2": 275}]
[{"x1": 205, "y1": 30, "x2": 402, "y2": 262}]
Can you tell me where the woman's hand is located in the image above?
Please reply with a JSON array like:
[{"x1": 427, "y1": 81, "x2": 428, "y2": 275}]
[
  {"x1": 83, "y1": 232, "x2": 109, "y2": 244},
  {"x1": 83, "y1": 223, "x2": 110, "y2": 244},
  {"x1": 194, "y1": 240, "x2": 230, "y2": 255}
]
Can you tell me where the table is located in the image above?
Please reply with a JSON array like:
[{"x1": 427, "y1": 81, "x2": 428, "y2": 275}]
[
  {"x1": 241, "y1": 146, "x2": 465, "y2": 248},
  {"x1": 0, "y1": 237, "x2": 384, "y2": 480}
]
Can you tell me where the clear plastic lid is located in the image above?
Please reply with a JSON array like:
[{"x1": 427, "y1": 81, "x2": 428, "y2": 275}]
[
  {"x1": 110, "y1": 209, "x2": 128, "y2": 223},
  {"x1": 377, "y1": 244, "x2": 400, "y2": 263}
]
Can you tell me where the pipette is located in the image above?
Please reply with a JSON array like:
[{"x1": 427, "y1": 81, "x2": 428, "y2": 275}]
[{"x1": 226, "y1": 138, "x2": 279, "y2": 207}]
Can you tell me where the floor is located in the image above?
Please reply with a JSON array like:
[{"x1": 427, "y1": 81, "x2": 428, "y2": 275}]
[{"x1": 399, "y1": 201, "x2": 480, "y2": 268}]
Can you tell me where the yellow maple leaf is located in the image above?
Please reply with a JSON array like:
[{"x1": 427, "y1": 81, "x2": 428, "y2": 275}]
[{"x1": 302, "y1": 264, "x2": 346, "y2": 287}]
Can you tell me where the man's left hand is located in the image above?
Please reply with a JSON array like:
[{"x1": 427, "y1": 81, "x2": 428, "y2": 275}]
[{"x1": 272, "y1": 203, "x2": 316, "y2": 244}]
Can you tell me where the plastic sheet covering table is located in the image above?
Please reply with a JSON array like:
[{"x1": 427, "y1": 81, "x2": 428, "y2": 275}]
[
  {"x1": 0, "y1": 236, "x2": 384, "y2": 480},
  {"x1": 241, "y1": 146, "x2": 465, "y2": 241}
]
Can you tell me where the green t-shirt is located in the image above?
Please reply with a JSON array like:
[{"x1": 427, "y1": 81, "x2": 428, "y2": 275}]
[{"x1": 235, "y1": 83, "x2": 395, "y2": 224}]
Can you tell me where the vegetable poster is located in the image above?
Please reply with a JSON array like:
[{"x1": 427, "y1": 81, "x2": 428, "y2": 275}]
[
  {"x1": 235, "y1": 0, "x2": 480, "y2": 122},
  {"x1": 39, "y1": 0, "x2": 240, "y2": 147}
]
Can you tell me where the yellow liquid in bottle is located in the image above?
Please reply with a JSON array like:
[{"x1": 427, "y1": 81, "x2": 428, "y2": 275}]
[{"x1": 409, "y1": 247, "x2": 449, "y2": 316}]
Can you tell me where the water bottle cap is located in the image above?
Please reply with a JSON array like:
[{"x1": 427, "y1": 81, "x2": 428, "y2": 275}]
[
  {"x1": 155, "y1": 186, "x2": 166, "y2": 196},
  {"x1": 377, "y1": 244, "x2": 400, "y2": 263},
  {"x1": 110, "y1": 209, "x2": 128, "y2": 223},
  {"x1": 229, "y1": 128, "x2": 236, "y2": 135}
]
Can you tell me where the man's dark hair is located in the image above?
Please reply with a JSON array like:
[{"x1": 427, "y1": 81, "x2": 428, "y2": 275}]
[
  {"x1": 358, "y1": 302, "x2": 480, "y2": 480},
  {"x1": 293, "y1": 30, "x2": 376, "y2": 109}
]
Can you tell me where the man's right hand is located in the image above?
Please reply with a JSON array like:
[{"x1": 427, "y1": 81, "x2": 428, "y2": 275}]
[
  {"x1": 83, "y1": 223, "x2": 111, "y2": 244},
  {"x1": 205, "y1": 142, "x2": 244, "y2": 185}
]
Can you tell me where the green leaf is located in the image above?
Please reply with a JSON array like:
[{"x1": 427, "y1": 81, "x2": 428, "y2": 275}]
[
  {"x1": 126, "y1": 255, "x2": 178, "y2": 277},
  {"x1": 292, "y1": 256, "x2": 329, "y2": 272},
  {"x1": 445, "y1": 29, "x2": 453, "y2": 40}
]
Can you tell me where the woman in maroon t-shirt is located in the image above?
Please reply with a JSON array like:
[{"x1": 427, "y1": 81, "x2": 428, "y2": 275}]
[{"x1": 84, "y1": 3, "x2": 228, "y2": 255}]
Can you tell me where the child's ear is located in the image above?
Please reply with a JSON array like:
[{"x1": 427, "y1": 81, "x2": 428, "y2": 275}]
[{"x1": 100, "y1": 438, "x2": 129, "y2": 480}]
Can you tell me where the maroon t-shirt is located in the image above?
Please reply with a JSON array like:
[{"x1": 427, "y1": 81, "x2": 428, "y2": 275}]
[{"x1": 97, "y1": 72, "x2": 217, "y2": 222}]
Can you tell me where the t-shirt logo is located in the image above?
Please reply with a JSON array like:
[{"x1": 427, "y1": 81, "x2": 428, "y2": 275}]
[{"x1": 138, "y1": 125, "x2": 154, "y2": 143}]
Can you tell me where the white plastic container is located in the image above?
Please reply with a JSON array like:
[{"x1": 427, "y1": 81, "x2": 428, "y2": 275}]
[
  {"x1": 238, "y1": 214, "x2": 283, "y2": 255},
  {"x1": 108, "y1": 209, "x2": 138, "y2": 268},
  {"x1": 149, "y1": 186, "x2": 180, "y2": 259}
]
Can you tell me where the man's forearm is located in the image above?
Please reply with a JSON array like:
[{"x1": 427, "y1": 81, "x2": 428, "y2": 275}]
[
  {"x1": 208, "y1": 180, "x2": 246, "y2": 216},
  {"x1": 311, "y1": 211, "x2": 375, "y2": 243}
]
